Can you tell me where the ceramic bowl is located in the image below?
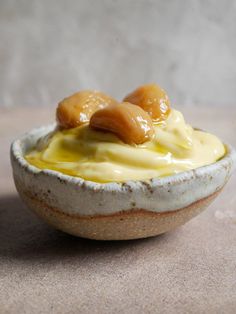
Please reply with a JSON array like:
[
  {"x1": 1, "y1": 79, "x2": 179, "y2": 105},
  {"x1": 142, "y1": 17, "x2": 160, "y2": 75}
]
[{"x1": 11, "y1": 124, "x2": 236, "y2": 240}]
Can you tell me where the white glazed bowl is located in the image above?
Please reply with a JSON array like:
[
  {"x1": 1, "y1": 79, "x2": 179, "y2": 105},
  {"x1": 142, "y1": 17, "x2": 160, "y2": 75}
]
[{"x1": 11, "y1": 124, "x2": 236, "y2": 240}]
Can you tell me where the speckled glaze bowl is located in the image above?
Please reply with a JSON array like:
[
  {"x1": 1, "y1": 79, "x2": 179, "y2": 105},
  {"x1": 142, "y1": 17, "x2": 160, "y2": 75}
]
[{"x1": 11, "y1": 124, "x2": 236, "y2": 240}]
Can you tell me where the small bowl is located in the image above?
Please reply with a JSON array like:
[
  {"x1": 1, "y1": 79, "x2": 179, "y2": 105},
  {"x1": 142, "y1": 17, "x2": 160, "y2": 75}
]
[{"x1": 11, "y1": 124, "x2": 236, "y2": 240}]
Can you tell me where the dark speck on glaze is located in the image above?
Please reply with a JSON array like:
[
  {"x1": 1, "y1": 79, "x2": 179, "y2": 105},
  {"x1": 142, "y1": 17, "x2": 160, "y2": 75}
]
[
  {"x1": 121, "y1": 183, "x2": 133, "y2": 193},
  {"x1": 141, "y1": 181, "x2": 154, "y2": 194}
]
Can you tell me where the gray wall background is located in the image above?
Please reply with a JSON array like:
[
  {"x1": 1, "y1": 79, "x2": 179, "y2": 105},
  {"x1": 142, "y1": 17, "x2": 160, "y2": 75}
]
[{"x1": 0, "y1": 0, "x2": 235, "y2": 108}]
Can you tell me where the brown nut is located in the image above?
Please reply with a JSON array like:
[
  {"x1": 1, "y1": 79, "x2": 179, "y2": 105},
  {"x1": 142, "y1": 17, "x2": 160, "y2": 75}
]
[
  {"x1": 56, "y1": 90, "x2": 117, "y2": 129},
  {"x1": 89, "y1": 102, "x2": 155, "y2": 145},
  {"x1": 123, "y1": 83, "x2": 170, "y2": 121}
]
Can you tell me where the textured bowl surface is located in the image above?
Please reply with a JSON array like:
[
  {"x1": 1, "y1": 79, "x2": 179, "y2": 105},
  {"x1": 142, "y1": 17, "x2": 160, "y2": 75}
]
[{"x1": 11, "y1": 124, "x2": 236, "y2": 240}]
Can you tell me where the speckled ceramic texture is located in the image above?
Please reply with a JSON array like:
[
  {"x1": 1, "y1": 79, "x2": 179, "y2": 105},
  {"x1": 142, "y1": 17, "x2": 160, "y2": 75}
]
[{"x1": 11, "y1": 124, "x2": 236, "y2": 240}]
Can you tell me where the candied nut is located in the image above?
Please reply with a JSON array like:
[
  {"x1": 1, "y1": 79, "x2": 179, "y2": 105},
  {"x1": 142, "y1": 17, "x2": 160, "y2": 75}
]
[
  {"x1": 56, "y1": 90, "x2": 117, "y2": 129},
  {"x1": 89, "y1": 102, "x2": 155, "y2": 145},
  {"x1": 123, "y1": 83, "x2": 170, "y2": 121}
]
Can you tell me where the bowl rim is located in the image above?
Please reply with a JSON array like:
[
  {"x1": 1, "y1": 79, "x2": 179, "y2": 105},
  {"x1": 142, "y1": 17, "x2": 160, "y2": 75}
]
[{"x1": 11, "y1": 123, "x2": 236, "y2": 191}]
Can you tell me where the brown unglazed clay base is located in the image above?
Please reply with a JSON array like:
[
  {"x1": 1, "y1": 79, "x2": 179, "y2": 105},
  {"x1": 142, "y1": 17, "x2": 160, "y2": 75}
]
[{"x1": 17, "y1": 188, "x2": 221, "y2": 240}]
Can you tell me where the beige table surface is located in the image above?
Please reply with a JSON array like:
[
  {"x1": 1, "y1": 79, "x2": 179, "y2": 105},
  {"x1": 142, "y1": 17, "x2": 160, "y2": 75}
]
[{"x1": 0, "y1": 106, "x2": 236, "y2": 314}]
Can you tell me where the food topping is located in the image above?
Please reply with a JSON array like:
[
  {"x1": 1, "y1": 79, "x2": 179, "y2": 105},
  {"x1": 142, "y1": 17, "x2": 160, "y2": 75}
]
[
  {"x1": 56, "y1": 90, "x2": 117, "y2": 129},
  {"x1": 123, "y1": 83, "x2": 170, "y2": 122},
  {"x1": 89, "y1": 102, "x2": 154, "y2": 144}
]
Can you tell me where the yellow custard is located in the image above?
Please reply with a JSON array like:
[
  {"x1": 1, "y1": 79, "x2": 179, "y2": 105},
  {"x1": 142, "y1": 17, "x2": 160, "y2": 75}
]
[{"x1": 25, "y1": 109, "x2": 225, "y2": 183}]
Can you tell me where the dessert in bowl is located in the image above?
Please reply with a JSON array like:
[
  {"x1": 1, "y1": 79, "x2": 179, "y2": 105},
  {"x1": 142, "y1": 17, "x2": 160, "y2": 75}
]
[{"x1": 11, "y1": 84, "x2": 236, "y2": 240}]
